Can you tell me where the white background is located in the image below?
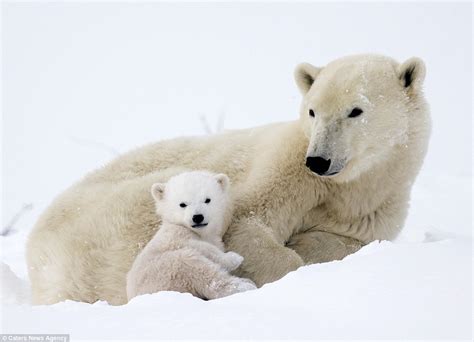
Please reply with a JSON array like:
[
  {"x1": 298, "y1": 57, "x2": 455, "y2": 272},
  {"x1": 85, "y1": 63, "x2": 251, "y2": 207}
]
[{"x1": 2, "y1": 2, "x2": 472, "y2": 237}]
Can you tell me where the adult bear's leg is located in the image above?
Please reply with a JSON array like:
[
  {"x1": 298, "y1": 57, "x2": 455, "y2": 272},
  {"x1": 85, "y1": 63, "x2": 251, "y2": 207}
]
[
  {"x1": 27, "y1": 167, "x2": 189, "y2": 305},
  {"x1": 285, "y1": 230, "x2": 363, "y2": 264},
  {"x1": 224, "y1": 216, "x2": 304, "y2": 287}
]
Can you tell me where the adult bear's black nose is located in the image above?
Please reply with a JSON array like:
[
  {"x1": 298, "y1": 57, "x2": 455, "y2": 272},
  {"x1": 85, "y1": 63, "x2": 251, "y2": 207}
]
[
  {"x1": 192, "y1": 214, "x2": 204, "y2": 224},
  {"x1": 306, "y1": 156, "x2": 331, "y2": 175}
]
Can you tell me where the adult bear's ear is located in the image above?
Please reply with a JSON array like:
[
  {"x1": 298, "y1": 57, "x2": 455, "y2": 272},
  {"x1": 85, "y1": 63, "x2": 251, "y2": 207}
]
[
  {"x1": 294, "y1": 63, "x2": 322, "y2": 95},
  {"x1": 397, "y1": 57, "x2": 426, "y2": 92},
  {"x1": 151, "y1": 183, "x2": 165, "y2": 201},
  {"x1": 214, "y1": 174, "x2": 230, "y2": 191}
]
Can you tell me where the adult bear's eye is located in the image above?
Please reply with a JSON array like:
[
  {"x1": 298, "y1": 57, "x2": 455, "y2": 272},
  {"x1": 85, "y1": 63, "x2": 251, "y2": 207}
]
[
  {"x1": 309, "y1": 109, "x2": 315, "y2": 117},
  {"x1": 205, "y1": 198, "x2": 211, "y2": 204},
  {"x1": 348, "y1": 107, "x2": 363, "y2": 118},
  {"x1": 179, "y1": 203, "x2": 187, "y2": 208}
]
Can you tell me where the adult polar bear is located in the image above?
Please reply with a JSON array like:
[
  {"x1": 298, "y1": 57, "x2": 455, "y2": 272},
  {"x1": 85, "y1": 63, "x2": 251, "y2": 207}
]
[{"x1": 27, "y1": 54, "x2": 430, "y2": 305}]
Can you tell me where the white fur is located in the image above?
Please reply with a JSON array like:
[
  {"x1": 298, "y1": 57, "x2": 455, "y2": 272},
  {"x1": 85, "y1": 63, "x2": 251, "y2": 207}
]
[
  {"x1": 126, "y1": 171, "x2": 256, "y2": 301},
  {"x1": 27, "y1": 54, "x2": 431, "y2": 305}
]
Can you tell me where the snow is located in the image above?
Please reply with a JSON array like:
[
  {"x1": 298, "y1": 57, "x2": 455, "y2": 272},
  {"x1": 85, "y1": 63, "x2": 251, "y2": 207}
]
[
  {"x1": 1, "y1": 231, "x2": 472, "y2": 339},
  {"x1": 1, "y1": 2, "x2": 472, "y2": 340}
]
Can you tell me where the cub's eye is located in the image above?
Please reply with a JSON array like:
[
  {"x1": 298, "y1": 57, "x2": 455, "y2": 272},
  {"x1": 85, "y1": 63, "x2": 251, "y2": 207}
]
[
  {"x1": 205, "y1": 198, "x2": 211, "y2": 204},
  {"x1": 348, "y1": 107, "x2": 363, "y2": 118},
  {"x1": 309, "y1": 109, "x2": 315, "y2": 117},
  {"x1": 179, "y1": 203, "x2": 187, "y2": 208}
]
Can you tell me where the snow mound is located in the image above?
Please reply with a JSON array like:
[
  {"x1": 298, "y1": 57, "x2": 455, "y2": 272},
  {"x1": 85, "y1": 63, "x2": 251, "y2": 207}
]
[
  {"x1": 1, "y1": 235, "x2": 471, "y2": 340},
  {"x1": 1, "y1": 262, "x2": 30, "y2": 305}
]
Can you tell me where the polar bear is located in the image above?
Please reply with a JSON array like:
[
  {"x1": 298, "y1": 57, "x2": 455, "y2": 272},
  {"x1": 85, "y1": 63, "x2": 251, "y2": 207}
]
[
  {"x1": 27, "y1": 54, "x2": 431, "y2": 305},
  {"x1": 126, "y1": 171, "x2": 256, "y2": 301}
]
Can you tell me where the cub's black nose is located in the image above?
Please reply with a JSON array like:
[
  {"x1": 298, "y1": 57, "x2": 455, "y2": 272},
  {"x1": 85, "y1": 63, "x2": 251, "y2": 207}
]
[
  {"x1": 192, "y1": 214, "x2": 204, "y2": 224},
  {"x1": 306, "y1": 156, "x2": 331, "y2": 175}
]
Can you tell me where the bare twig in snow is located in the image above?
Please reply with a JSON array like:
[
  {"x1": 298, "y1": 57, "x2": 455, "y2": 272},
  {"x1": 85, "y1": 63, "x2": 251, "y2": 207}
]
[
  {"x1": 199, "y1": 115, "x2": 213, "y2": 134},
  {"x1": 199, "y1": 111, "x2": 226, "y2": 135},
  {"x1": 1, "y1": 203, "x2": 33, "y2": 236},
  {"x1": 216, "y1": 111, "x2": 225, "y2": 133}
]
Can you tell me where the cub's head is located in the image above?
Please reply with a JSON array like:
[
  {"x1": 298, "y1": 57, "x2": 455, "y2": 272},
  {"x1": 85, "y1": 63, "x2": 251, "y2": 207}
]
[
  {"x1": 295, "y1": 54, "x2": 427, "y2": 182},
  {"x1": 151, "y1": 171, "x2": 231, "y2": 237}
]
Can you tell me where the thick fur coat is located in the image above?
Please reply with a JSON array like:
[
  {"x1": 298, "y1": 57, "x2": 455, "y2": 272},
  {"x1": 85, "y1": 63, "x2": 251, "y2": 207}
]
[
  {"x1": 27, "y1": 54, "x2": 431, "y2": 305},
  {"x1": 126, "y1": 171, "x2": 256, "y2": 301}
]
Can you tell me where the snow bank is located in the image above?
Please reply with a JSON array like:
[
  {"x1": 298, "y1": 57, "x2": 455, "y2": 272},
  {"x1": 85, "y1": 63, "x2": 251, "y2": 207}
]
[{"x1": 1, "y1": 232, "x2": 471, "y2": 340}]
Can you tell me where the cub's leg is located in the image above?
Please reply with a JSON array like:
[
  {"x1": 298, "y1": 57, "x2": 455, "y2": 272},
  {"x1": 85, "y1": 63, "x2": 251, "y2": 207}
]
[
  {"x1": 187, "y1": 240, "x2": 244, "y2": 272},
  {"x1": 175, "y1": 249, "x2": 256, "y2": 300},
  {"x1": 197, "y1": 269, "x2": 257, "y2": 300},
  {"x1": 127, "y1": 248, "x2": 255, "y2": 302}
]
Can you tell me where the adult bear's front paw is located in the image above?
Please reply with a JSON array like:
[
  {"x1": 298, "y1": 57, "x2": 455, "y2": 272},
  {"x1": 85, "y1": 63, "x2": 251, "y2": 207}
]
[{"x1": 247, "y1": 246, "x2": 304, "y2": 288}]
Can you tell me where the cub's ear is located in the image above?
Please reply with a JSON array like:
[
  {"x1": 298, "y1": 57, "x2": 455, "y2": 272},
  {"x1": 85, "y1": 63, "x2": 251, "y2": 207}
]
[
  {"x1": 294, "y1": 63, "x2": 322, "y2": 95},
  {"x1": 151, "y1": 183, "x2": 165, "y2": 201},
  {"x1": 214, "y1": 174, "x2": 230, "y2": 191},
  {"x1": 397, "y1": 57, "x2": 426, "y2": 91}
]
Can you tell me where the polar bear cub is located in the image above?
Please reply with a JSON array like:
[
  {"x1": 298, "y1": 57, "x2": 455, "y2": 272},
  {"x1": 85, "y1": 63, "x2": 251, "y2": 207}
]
[{"x1": 126, "y1": 171, "x2": 257, "y2": 301}]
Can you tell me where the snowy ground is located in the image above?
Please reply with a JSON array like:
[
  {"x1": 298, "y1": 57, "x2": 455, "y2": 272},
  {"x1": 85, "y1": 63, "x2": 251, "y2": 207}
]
[
  {"x1": 1, "y1": 2, "x2": 472, "y2": 341},
  {"x1": 1, "y1": 224, "x2": 472, "y2": 339}
]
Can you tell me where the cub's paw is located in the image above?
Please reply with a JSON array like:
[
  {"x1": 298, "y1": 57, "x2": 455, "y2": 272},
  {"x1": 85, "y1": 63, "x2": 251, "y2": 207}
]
[
  {"x1": 224, "y1": 251, "x2": 244, "y2": 271},
  {"x1": 213, "y1": 276, "x2": 258, "y2": 299},
  {"x1": 236, "y1": 278, "x2": 257, "y2": 291}
]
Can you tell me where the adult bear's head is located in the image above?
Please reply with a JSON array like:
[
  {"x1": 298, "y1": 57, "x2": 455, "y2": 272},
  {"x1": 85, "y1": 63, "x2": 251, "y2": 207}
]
[{"x1": 294, "y1": 54, "x2": 427, "y2": 182}]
